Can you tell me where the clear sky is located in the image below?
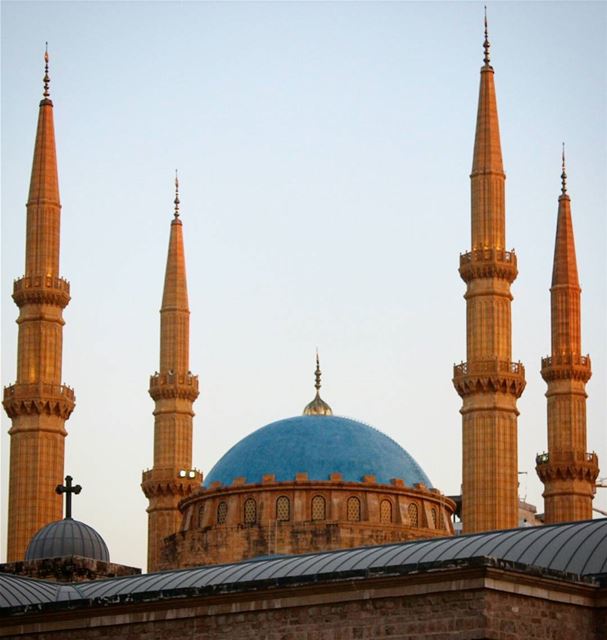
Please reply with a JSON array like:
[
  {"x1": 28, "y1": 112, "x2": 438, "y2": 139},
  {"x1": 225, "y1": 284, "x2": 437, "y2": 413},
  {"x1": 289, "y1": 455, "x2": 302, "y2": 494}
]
[{"x1": 1, "y1": 1, "x2": 605, "y2": 571}]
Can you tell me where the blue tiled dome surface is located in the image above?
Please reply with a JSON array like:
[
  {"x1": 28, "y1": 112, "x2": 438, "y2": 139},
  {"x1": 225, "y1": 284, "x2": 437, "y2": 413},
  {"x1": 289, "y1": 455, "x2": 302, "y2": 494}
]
[
  {"x1": 204, "y1": 415, "x2": 432, "y2": 488},
  {"x1": 25, "y1": 518, "x2": 110, "y2": 562}
]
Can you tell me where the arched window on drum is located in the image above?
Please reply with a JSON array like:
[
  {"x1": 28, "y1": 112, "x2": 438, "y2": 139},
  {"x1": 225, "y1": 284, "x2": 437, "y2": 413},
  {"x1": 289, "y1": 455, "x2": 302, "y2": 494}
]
[
  {"x1": 276, "y1": 496, "x2": 290, "y2": 521},
  {"x1": 244, "y1": 498, "x2": 257, "y2": 524},
  {"x1": 312, "y1": 495, "x2": 326, "y2": 521},
  {"x1": 347, "y1": 496, "x2": 361, "y2": 522}
]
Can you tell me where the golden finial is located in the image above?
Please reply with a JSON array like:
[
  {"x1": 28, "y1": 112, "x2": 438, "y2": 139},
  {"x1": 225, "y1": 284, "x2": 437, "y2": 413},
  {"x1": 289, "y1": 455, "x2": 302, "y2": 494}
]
[
  {"x1": 561, "y1": 143, "x2": 567, "y2": 195},
  {"x1": 303, "y1": 350, "x2": 333, "y2": 416},
  {"x1": 174, "y1": 170, "x2": 180, "y2": 218},
  {"x1": 483, "y1": 6, "x2": 491, "y2": 67},
  {"x1": 43, "y1": 42, "x2": 50, "y2": 98}
]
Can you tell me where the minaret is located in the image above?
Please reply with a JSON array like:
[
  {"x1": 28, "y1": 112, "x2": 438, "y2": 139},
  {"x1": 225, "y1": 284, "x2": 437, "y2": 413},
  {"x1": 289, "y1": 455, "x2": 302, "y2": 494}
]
[
  {"x1": 535, "y1": 150, "x2": 599, "y2": 523},
  {"x1": 141, "y1": 175, "x2": 201, "y2": 573},
  {"x1": 452, "y1": 16, "x2": 526, "y2": 533},
  {"x1": 2, "y1": 47, "x2": 75, "y2": 561}
]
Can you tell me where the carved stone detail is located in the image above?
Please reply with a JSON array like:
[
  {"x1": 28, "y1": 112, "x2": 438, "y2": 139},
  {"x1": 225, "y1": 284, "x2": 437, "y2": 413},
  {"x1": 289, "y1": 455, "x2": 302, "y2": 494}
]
[
  {"x1": 3, "y1": 383, "x2": 75, "y2": 419},
  {"x1": 459, "y1": 249, "x2": 518, "y2": 284},
  {"x1": 12, "y1": 275, "x2": 71, "y2": 308},
  {"x1": 453, "y1": 360, "x2": 526, "y2": 398}
]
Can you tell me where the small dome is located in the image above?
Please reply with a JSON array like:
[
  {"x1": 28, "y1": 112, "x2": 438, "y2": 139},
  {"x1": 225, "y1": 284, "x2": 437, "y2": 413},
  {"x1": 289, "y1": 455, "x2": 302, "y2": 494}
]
[
  {"x1": 25, "y1": 518, "x2": 110, "y2": 562},
  {"x1": 204, "y1": 415, "x2": 432, "y2": 488}
]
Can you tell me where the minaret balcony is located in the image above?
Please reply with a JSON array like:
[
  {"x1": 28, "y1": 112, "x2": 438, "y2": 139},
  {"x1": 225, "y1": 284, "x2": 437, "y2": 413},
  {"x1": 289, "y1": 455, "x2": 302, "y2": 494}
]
[
  {"x1": 2, "y1": 382, "x2": 75, "y2": 420},
  {"x1": 12, "y1": 275, "x2": 70, "y2": 307},
  {"x1": 541, "y1": 354, "x2": 591, "y2": 383},
  {"x1": 536, "y1": 451, "x2": 599, "y2": 484},
  {"x1": 453, "y1": 359, "x2": 526, "y2": 398},
  {"x1": 459, "y1": 248, "x2": 518, "y2": 283},
  {"x1": 149, "y1": 372, "x2": 200, "y2": 402}
]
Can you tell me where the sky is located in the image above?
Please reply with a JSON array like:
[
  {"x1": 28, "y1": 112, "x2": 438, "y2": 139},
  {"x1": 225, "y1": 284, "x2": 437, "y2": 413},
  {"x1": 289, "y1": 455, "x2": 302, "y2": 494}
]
[{"x1": 1, "y1": 1, "x2": 606, "y2": 571}]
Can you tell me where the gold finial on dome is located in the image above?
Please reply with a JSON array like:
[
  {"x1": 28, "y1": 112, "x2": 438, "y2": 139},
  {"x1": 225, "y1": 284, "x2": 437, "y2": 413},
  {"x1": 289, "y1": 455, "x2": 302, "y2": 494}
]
[{"x1": 303, "y1": 351, "x2": 333, "y2": 416}]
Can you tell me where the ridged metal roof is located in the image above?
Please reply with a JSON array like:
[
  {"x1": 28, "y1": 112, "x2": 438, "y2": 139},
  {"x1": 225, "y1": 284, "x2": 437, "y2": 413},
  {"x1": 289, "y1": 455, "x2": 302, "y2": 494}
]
[
  {"x1": 2, "y1": 519, "x2": 606, "y2": 614},
  {"x1": 25, "y1": 518, "x2": 110, "y2": 562}
]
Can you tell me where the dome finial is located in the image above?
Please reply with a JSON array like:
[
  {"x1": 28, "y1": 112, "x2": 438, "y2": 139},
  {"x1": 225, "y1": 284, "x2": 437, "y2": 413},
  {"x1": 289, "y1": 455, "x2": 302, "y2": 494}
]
[
  {"x1": 43, "y1": 42, "x2": 50, "y2": 98},
  {"x1": 561, "y1": 142, "x2": 568, "y2": 195},
  {"x1": 483, "y1": 6, "x2": 491, "y2": 67},
  {"x1": 303, "y1": 350, "x2": 333, "y2": 416},
  {"x1": 174, "y1": 170, "x2": 180, "y2": 218}
]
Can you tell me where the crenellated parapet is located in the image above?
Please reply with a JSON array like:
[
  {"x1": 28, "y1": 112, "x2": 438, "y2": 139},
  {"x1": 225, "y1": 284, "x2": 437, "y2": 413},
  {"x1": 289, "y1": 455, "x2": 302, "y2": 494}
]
[
  {"x1": 3, "y1": 383, "x2": 75, "y2": 421},
  {"x1": 12, "y1": 275, "x2": 70, "y2": 308},
  {"x1": 149, "y1": 372, "x2": 199, "y2": 402},
  {"x1": 141, "y1": 468, "x2": 202, "y2": 500},
  {"x1": 536, "y1": 451, "x2": 599, "y2": 484},
  {"x1": 453, "y1": 360, "x2": 525, "y2": 398},
  {"x1": 458, "y1": 249, "x2": 518, "y2": 284},
  {"x1": 541, "y1": 353, "x2": 591, "y2": 383}
]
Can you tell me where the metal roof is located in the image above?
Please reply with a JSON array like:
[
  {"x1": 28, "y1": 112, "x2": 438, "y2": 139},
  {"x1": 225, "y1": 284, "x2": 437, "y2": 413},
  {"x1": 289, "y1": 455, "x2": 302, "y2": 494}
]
[
  {"x1": 25, "y1": 518, "x2": 110, "y2": 562},
  {"x1": 2, "y1": 518, "x2": 606, "y2": 615}
]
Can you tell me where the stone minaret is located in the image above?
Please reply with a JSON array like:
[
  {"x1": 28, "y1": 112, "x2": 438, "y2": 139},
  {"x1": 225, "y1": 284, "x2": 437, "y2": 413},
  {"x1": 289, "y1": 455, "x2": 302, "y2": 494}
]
[
  {"x1": 535, "y1": 152, "x2": 599, "y2": 523},
  {"x1": 2, "y1": 48, "x2": 75, "y2": 561},
  {"x1": 141, "y1": 176, "x2": 201, "y2": 572},
  {"x1": 453, "y1": 18, "x2": 526, "y2": 533}
]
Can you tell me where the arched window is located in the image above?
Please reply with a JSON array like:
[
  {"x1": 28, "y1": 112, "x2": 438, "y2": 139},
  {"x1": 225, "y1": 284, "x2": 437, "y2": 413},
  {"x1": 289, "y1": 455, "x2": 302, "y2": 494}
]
[
  {"x1": 408, "y1": 503, "x2": 418, "y2": 528},
  {"x1": 244, "y1": 498, "x2": 257, "y2": 524},
  {"x1": 347, "y1": 497, "x2": 361, "y2": 522},
  {"x1": 217, "y1": 501, "x2": 228, "y2": 525},
  {"x1": 312, "y1": 495, "x2": 326, "y2": 521},
  {"x1": 198, "y1": 504, "x2": 205, "y2": 528},
  {"x1": 380, "y1": 500, "x2": 392, "y2": 524},
  {"x1": 431, "y1": 508, "x2": 438, "y2": 528},
  {"x1": 276, "y1": 496, "x2": 290, "y2": 521}
]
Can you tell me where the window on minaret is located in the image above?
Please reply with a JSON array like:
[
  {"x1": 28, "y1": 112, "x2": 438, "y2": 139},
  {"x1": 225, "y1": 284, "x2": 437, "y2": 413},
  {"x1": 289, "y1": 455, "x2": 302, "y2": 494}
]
[
  {"x1": 380, "y1": 500, "x2": 392, "y2": 523},
  {"x1": 276, "y1": 496, "x2": 290, "y2": 521},
  {"x1": 408, "y1": 503, "x2": 418, "y2": 527},
  {"x1": 312, "y1": 495, "x2": 326, "y2": 521},
  {"x1": 217, "y1": 502, "x2": 228, "y2": 525},
  {"x1": 244, "y1": 498, "x2": 256, "y2": 524},
  {"x1": 347, "y1": 497, "x2": 361, "y2": 522}
]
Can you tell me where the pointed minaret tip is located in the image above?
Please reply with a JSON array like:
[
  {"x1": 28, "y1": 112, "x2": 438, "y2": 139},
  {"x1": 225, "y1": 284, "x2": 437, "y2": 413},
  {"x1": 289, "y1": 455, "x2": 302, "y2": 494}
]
[
  {"x1": 43, "y1": 42, "x2": 50, "y2": 99},
  {"x1": 561, "y1": 143, "x2": 568, "y2": 196},
  {"x1": 483, "y1": 6, "x2": 491, "y2": 67},
  {"x1": 173, "y1": 170, "x2": 180, "y2": 220}
]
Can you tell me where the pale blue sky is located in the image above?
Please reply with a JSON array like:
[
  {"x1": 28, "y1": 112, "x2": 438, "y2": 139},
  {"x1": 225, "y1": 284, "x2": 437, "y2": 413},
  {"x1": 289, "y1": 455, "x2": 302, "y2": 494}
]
[{"x1": 2, "y1": 1, "x2": 606, "y2": 570}]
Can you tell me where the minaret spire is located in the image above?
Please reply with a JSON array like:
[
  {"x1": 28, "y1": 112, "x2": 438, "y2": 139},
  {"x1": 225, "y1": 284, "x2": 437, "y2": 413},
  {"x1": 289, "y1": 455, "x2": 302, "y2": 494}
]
[
  {"x1": 483, "y1": 6, "x2": 490, "y2": 67},
  {"x1": 536, "y1": 155, "x2": 598, "y2": 522},
  {"x1": 3, "y1": 48, "x2": 75, "y2": 561},
  {"x1": 561, "y1": 143, "x2": 567, "y2": 195},
  {"x1": 43, "y1": 43, "x2": 50, "y2": 99},
  {"x1": 453, "y1": 18, "x2": 525, "y2": 534},
  {"x1": 142, "y1": 177, "x2": 201, "y2": 572}
]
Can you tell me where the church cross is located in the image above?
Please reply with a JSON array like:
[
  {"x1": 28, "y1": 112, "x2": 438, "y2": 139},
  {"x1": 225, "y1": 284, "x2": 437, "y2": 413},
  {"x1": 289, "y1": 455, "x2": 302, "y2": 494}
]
[{"x1": 55, "y1": 475, "x2": 82, "y2": 519}]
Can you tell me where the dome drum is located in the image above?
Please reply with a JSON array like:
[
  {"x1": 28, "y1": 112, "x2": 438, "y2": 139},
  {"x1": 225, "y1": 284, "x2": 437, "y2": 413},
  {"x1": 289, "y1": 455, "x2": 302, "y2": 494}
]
[{"x1": 161, "y1": 479, "x2": 455, "y2": 569}]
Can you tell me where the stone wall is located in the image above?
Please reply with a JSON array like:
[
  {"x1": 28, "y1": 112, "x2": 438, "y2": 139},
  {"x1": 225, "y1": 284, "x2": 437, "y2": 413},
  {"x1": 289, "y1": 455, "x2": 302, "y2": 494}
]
[{"x1": 3, "y1": 566, "x2": 603, "y2": 639}]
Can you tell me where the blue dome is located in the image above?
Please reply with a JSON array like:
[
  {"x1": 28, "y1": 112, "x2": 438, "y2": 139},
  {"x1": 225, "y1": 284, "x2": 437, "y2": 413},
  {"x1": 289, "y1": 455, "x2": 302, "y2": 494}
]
[{"x1": 204, "y1": 415, "x2": 432, "y2": 488}]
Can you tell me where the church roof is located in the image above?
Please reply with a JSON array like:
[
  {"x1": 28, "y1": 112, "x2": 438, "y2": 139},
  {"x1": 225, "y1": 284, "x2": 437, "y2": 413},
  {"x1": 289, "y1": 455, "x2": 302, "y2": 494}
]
[
  {"x1": 25, "y1": 518, "x2": 110, "y2": 563},
  {"x1": 2, "y1": 519, "x2": 606, "y2": 615},
  {"x1": 203, "y1": 415, "x2": 432, "y2": 488}
]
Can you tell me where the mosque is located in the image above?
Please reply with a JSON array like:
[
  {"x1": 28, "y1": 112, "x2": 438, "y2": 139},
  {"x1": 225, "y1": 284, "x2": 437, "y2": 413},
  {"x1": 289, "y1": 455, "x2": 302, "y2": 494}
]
[{"x1": 1, "y1": 17, "x2": 606, "y2": 640}]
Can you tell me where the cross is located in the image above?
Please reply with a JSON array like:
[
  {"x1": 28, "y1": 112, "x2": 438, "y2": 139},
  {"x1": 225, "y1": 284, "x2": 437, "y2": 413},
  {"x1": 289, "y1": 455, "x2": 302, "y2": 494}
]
[{"x1": 55, "y1": 475, "x2": 82, "y2": 519}]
